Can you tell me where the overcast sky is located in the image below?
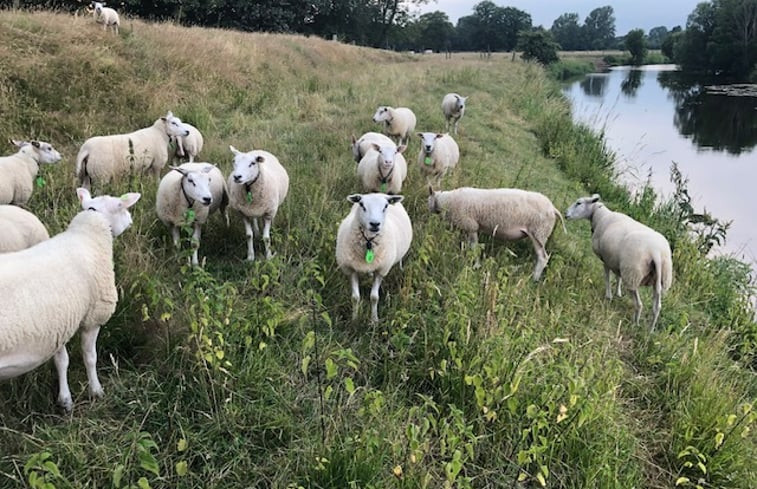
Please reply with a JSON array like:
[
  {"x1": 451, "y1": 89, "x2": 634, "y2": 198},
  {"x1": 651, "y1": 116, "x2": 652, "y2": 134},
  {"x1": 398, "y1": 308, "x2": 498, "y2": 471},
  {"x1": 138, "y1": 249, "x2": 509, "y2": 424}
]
[{"x1": 415, "y1": 0, "x2": 702, "y2": 35}]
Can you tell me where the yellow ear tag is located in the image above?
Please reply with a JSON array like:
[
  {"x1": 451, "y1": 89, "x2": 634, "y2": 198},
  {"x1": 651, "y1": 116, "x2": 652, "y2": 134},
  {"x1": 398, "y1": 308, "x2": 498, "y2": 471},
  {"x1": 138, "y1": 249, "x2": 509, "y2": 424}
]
[
  {"x1": 365, "y1": 249, "x2": 375, "y2": 263},
  {"x1": 424, "y1": 156, "x2": 433, "y2": 165}
]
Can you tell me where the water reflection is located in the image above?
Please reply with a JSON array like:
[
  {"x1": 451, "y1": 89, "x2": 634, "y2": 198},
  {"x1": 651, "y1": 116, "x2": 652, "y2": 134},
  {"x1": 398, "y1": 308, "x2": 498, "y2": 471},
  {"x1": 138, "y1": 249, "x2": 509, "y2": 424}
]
[
  {"x1": 620, "y1": 70, "x2": 642, "y2": 97},
  {"x1": 580, "y1": 74, "x2": 609, "y2": 97}
]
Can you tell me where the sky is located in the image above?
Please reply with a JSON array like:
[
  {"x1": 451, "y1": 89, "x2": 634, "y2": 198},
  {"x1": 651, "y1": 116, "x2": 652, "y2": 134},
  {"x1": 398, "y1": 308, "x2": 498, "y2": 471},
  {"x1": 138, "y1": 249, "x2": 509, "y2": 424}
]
[{"x1": 415, "y1": 0, "x2": 703, "y2": 35}]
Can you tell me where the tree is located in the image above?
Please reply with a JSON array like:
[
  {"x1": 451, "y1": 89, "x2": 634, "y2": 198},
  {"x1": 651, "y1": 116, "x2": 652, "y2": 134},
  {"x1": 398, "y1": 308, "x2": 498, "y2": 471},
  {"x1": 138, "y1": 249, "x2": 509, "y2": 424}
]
[
  {"x1": 500, "y1": 6, "x2": 532, "y2": 51},
  {"x1": 625, "y1": 28, "x2": 647, "y2": 65},
  {"x1": 414, "y1": 11, "x2": 455, "y2": 52},
  {"x1": 647, "y1": 26, "x2": 669, "y2": 49},
  {"x1": 582, "y1": 6, "x2": 616, "y2": 50},
  {"x1": 674, "y1": 2, "x2": 718, "y2": 72},
  {"x1": 517, "y1": 28, "x2": 559, "y2": 65},
  {"x1": 661, "y1": 26, "x2": 682, "y2": 59},
  {"x1": 551, "y1": 12, "x2": 583, "y2": 50}
]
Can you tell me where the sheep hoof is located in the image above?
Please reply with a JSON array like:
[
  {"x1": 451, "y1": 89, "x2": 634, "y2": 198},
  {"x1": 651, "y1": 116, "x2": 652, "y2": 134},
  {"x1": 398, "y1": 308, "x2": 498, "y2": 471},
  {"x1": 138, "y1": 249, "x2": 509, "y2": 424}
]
[{"x1": 58, "y1": 396, "x2": 73, "y2": 413}]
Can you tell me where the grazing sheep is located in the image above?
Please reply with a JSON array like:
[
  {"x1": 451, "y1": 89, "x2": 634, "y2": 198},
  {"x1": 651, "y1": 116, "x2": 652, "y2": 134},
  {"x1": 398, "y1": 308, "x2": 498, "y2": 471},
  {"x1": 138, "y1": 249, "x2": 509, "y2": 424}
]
[
  {"x1": 0, "y1": 140, "x2": 62, "y2": 206},
  {"x1": 336, "y1": 193, "x2": 413, "y2": 323},
  {"x1": 428, "y1": 187, "x2": 564, "y2": 280},
  {"x1": 165, "y1": 112, "x2": 204, "y2": 163},
  {"x1": 0, "y1": 205, "x2": 49, "y2": 253},
  {"x1": 441, "y1": 93, "x2": 468, "y2": 135},
  {"x1": 357, "y1": 143, "x2": 408, "y2": 194},
  {"x1": 372, "y1": 106, "x2": 417, "y2": 146},
  {"x1": 565, "y1": 194, "x2": 673, "y2": 330},
  {"x1": 76, "y1": 113, "x2": 176, "y2": 189},
  {"x1": 156, "y1": 163, "x2": 229, "y2": 267},
  {"x1": 0, "y1": 188, "x2": 140, "y2": 412},
  {"x1": 90, "y1": 2, "x2": 120, "y2": 34},
  {"x1": 417, "y1": 132, "x2": 460, "y2": 186},
  {"x1": 350, "y1": 132, "x2": 394, "y2": 163},
  {"x1": 227, "y1": 145, "x2": 289, "y2": 261}
]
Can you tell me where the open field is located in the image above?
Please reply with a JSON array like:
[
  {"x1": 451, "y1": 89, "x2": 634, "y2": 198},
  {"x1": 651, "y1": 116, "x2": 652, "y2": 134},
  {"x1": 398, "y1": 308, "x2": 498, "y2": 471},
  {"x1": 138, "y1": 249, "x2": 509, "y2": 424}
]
[{"x1": 0, "y1": 11, "x2": 754, "y2": 489}]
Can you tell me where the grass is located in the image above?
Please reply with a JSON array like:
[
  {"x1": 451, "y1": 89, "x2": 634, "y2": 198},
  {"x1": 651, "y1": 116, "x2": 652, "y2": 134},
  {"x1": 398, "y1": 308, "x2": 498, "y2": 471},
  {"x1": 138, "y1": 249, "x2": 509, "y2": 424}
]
[{"x1": 1, "y1": 11, "x2": 755, "y2": 489}]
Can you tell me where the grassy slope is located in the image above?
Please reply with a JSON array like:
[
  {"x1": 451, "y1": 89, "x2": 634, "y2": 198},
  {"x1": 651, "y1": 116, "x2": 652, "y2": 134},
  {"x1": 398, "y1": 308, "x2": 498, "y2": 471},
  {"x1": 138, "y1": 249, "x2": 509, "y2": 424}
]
[{"x1": 0, "y1": 11, "x2": 755, "y2": 489}]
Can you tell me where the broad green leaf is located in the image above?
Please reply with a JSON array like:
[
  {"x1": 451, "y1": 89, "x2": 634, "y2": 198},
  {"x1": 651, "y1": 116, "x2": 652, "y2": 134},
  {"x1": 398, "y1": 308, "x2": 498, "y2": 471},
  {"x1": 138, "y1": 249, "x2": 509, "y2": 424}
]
[
  {"x1": 176, "y1": 461, "x2": 188, "y2": 476},
  {"x1": 675, "y1": 476, "x2": 690, "y2": 486}
]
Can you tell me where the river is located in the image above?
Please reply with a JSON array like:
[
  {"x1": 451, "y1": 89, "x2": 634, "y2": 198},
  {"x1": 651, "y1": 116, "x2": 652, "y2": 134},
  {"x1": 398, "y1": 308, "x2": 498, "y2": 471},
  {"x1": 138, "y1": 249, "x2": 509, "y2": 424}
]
[{"x1": 563, "y1": 65, "x2": 757, "y2": 268}]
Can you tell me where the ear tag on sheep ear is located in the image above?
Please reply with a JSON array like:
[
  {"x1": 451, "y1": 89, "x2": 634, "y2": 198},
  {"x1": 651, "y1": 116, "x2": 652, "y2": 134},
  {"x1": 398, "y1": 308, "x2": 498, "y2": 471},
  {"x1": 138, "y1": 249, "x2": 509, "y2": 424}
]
[
  {"x1": 35, "y1": 176, "x2": 46, "y2": 188},
  {"x1": 246, "y1": 191, "x2": 253, "y2": 203},
  {"x1": 424, "y1": 156, "x2": 433, "y2": 166},
  {"x1": 185, "y1": 209, "x2": 196, "y2": 223},
  {"x1": 380, "y1": 182, "x2": 387, "y2": 193}
]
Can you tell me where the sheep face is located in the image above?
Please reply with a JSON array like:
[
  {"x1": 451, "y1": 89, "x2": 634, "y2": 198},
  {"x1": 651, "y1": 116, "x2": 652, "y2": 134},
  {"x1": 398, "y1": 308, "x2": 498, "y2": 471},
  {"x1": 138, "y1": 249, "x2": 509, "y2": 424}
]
[
  {"x1": 91, "y1": 2, "x2": 104, "y2": 14},
  {"x1": 372, "y1": 143, "x2": 405, "y2": 171},
  {"x1": 173, "y1": 166, "x2": 214, "y2": 207},
  {"x1": 455, "y1": 95, "x2": 467, "y2": 112},
  {"x1": 163, "y1": 112, "x2": 190, "y2": 139},
  {"x1": 348, "y1": 193, "x2": 404, "y2": 234},
  {"x1": 565, "y1": 194, "x2": 601, "y2": 220},
  {"x1": 417, "y1": 132, "x2": 443, "y2": 154},
  {"x1": 229, "y1": 146, "x2": 265, "y2": 185},
  {"x1": 372, "y1": 106, "x2": 391, "y2": 123},
  {"x1": 12, "y1": 139, "x2": 62, "y2": 165},
  {"x1": 76, "y1": 187, "x2": 141, "y2": 237}
]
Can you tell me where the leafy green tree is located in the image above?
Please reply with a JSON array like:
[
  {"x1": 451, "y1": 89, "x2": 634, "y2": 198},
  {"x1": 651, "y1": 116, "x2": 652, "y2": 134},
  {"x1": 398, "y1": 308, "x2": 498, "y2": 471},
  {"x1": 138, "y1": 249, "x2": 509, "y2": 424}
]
[
  {"x1": 500, "y1": 6, "x2": 532, "y2": 51},
  {"x1": 625, "y1": 28, "x2": 647, "y2": 65},
  {"x1": 582, "y1": 6, "x2": 616, "y2": 50},
  {"x1": 414, "y1": 11, "x2": 455, "y2": 52},
  {"x1": 517, "y1": 28, "x2": 559, "y2": 65},
  {"x1": 674, "y1": 1, "x2": 718, "y2": 72},
  {"x1": 661, "y1": 26, "x2": 682, "y2": 59},
  {"x1": 709, "y1": 0, "x2": 757, "y2": 75},
  {"x1": 647, "y1": 26, "x2": 669, "y2": 49},
  {"x1": 551, "y1": 12, "x2": 583, "y2": 50}
]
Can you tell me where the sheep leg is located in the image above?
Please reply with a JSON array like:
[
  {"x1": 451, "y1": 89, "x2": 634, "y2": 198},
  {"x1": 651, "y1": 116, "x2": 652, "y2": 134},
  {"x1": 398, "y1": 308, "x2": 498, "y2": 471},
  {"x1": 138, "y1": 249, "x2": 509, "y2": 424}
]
[
  {"x1": 81, "y1": 326, "x2": 104, "y2": 399},
  {"x1": 525, "y1": 231, "x2": 549, "y2": 281},
  {"x1": 616, "y1": 275, "x2": 623, "y2": 297},
  {"x1": 370, "y1": 274, "x2": 384, "y2": 324},
  {"x1": 191, "y1": 223, "x2": 202, "y2": 267},
  {"x1": 631, "y1": 289, "x2": 643, "y2": 325},
  {"x1": 467, "y1": 231, "x2": 482, "y2": 268},
  {"x1": 350, "y1": 272, "x2": 360, "y2": 320},
  {"x1": 53, "y1": 346, "x2": 73, "y2": 412},
  {"x1": 171, "y1": 226, "x2": 180, "y2": 248},
  {"x1": 176, "y1": 137, "x2": 186, "y2": 158},
  {"x1": 262, "y1": 216, "x2": 274, "y2": 259},
  {"x1": 651, "y1": 274, "x2": 663, "y2": 331},
  {"x1": 253, "y1": 218, "x2": 261, "y2": 237},
  {"x1": 603, "y1": 265, "x2": 613, "y2": 300},
  {"x1": 243, "y1": 217, "x2": 255, "y2": 261}
]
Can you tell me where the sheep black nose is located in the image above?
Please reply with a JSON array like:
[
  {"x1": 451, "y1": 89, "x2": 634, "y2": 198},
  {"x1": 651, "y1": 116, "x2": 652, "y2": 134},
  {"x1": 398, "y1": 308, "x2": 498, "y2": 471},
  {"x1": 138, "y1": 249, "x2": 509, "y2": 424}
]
[
  {"x1": 203, "y1": 197, "x2": 212, "y2": 205},
  {"x1": 233, "y1": 175, "x2": 241, "y2": 183},
  {"x1": 369, "y1": 222, "x2": 380, "y2": 231}
]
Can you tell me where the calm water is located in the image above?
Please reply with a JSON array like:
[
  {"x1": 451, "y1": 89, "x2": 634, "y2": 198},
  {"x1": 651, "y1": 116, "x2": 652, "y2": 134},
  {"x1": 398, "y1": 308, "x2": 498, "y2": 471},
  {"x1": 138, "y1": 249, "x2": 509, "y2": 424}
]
[{"x1": 563, "y1": 65, "x2": 757, "y2": 266}]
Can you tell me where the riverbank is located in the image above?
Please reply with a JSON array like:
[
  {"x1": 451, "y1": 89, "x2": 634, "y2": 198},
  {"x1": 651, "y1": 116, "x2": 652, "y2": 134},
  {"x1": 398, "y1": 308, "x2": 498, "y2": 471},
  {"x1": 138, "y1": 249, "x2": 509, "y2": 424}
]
[{"x1": 0, "y1": 11, "x2": 754, "y2": 489}]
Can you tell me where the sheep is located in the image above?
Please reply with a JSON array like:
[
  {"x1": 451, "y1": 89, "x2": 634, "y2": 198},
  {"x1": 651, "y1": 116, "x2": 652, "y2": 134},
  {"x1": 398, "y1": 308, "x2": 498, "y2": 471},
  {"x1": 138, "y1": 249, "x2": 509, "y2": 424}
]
[
  {"x1": 350, "y1": 131, "x2": 394, "y2": 163},
  {"x1": 357, "y1": 143, "x2": 408, "y2": 194},
  {"x1": 336, "y1": 193, "x2": 413, "y2": 323},
  {"x1": 227, "y1": 145, "x2": 289, "y2": 261},
  {"x1": 428, "y1": 186, "x2": 564, "y2": 280},
  {"x1": 565, "y1": 194, "x2": 673, "y2": 330},
  {"x1": 90, "y1": 2, "x2": 120, "y2": 34},
  {"x1": 156, "y1": 163, "x2": 229, "y2": 267},
  {"x1": 0, "y1": 205, "x2": 49, "y2": 253},
  {"x1": 416, "y1": 132, "x2": 460, "y2": 186},
  {"x1": 0, "y1": 140, "x2": 62, "y2": 206},
  {"x1": 76, "y1": 112, "x2": 177, "y2": 189},
  {"x1": 165, "y1": 112, "x2": 204, "y2": 163},
  {"x1": 0, "y1": 188, "x2": 141, "y2": 412},
  {"x1": 441, "y1": 93, "x2": 468, "y2": 135},
  {"x1": 372, "y1": 106, "x2": 417, "y2": 146}
]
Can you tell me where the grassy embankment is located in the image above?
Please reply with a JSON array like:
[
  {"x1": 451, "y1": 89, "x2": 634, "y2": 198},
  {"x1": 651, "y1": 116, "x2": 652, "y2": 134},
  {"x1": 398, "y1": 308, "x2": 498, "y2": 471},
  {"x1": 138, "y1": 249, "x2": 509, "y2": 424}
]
[
  {"x1": 551, "y1": 50, "x2": 671, "y2": 81},
  {"x1": 0, "y1": 11, "x2": 755, "y2": 489}
]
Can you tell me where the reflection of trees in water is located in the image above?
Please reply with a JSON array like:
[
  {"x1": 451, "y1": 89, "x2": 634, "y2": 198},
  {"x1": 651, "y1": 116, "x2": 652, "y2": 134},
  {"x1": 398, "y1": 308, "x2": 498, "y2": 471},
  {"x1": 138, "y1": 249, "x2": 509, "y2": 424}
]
[
  {"x1": 580, "y1": 74, "x2": 609, "y2": 97},
  {"x1": 657, "y1": 71, "x2": 757, "y2": 154},
  {"x1": 620, "y1": 70, "x2": 642, "y2": 97}
]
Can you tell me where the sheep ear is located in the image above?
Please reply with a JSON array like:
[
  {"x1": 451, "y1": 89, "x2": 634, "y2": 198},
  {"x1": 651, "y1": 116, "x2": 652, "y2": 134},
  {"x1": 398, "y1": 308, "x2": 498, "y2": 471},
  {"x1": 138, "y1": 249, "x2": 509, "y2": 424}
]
[
  {"x1": 119, "y1": 192, "x2": 141, "y2": 208},
  {"x1": 371, "y1": 143, "x2": 381, "y2": 151},
  {"x1": 396, "y1": 144, "x2": 407, "y2": 154},
  {"x1": 428, "y1": 185, "x2": 435, "y2": 196},
  {"x1": 10, "y1": 139, "x2": 24, "y2": 148},
  {"x1": 31, "y1": 141, "x2": 40, "y2": 148},
  {"x1": 166, "y1": 111, "x2": 173, "y2": 118},
  {"x1": 416, "y1": 132, "x2": 423, "y2": 138},
  {"x1": 590, "y1": 194, "x2": 600, "y2": 203},
  {"x1": 229, "y1": 145, "x2": 241, "y2": 156},
  {"x1": 170, "y1": 166, "x2": 188, "y2": 176},
  {"x1": 347, "y1": 194, "x2": 362, "y2": 204},
  {"x1": 435, "y1": 133, "x2": 444, "y2": 139},
  {"x1": 255, "y1": 155, "x2": 265, "y2": 164},
  {"x1": 77, "y1": 188, "x2": 92, "y2": 206},
  {"x1": 387, "y1": 195, "x2": 404, "y2": 205},
  {"x1": 351, "y1": 135, "x2": 357, "y2": 144},
  {"x1": 202, "y1": 165, "x2": 214, "y2": 173}
]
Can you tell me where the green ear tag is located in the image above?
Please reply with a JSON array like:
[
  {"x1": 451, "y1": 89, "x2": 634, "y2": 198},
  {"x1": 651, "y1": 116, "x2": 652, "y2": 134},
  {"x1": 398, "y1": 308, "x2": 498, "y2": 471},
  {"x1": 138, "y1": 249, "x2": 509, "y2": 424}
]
[
  {"x1": 424, "y1": 156, "x2": 433, "y2": 165},
  {"x1": 246, "y1": 191, "x2": 253, "y2": 203},
  {"x1": 185, "y1": 209, "x2": 196, "y2": 223},
  {"x1": 365, "y1": 249, "x2": 375, "y2": 263},
  {"x1": 380, "y1": 182, "x2": 387, "y2": 193},
  {"x1": 35, "y1": 176, "x2": 46, "y2": 188}
]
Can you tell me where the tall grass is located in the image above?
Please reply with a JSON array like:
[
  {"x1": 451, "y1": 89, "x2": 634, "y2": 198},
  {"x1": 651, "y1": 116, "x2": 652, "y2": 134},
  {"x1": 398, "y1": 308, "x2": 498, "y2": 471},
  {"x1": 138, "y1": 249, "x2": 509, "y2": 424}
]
[{"x1": 0, "y1": 11, "x2": 754, "y2": 489}]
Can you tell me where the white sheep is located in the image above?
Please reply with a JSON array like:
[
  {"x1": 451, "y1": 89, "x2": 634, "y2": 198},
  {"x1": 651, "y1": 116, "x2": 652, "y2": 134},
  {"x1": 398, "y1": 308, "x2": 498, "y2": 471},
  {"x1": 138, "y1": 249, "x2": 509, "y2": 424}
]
[
  {"x1": 357, "y1": 143, "x2": 408, "y2": 194},
  {"x1": 0, "y1": 188, "x2": 141, "y2": 412},
  {"x1": 90, "y1": 2, "x2": 120, "y2": 34},
  {"x1": 76, "y1": 112, "x2": 176, "y2": 189},
  {"x1": 565, "y1": 194, "x2": 673, "y2": 329},
  {"x1": 350, "y1": 131, "x2": 394, "y2": 163},
  {"x1": 165, "y1": 112, "x2": 204, "y2": 163},
  {"x1": 156, "y1": 163, "x2": 229, "y2": 267},
  {"x1": 441, "y1": 93, "x2": 468, "y2": 135},
  {"x1": 417, "y1": 132, "x2": 460, "y2": 186},
  {"x1": 227, "y1": 145, "x2": 289, "y2": 261},
  {"x1": 336, "y1": 193, "x2": 413, "y2": 323},
  {"x1": 372, "y1": 106, "x2": 417, "y2": 146},
  {"x1": 0, "y1": 205, "x2": 49, "y2": 253},
  {"x1": 0, "y1": 140, "x2": 62, "y2": 206},
  {"x1": 428, "y1": 186, "x2": 564, "y2": 280}
]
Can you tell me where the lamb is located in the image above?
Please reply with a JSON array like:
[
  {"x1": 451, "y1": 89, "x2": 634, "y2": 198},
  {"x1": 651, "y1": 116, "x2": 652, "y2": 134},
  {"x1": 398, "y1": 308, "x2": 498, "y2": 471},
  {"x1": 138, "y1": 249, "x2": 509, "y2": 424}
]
[
  {"x1": 76, "y1": 112, "x2": 177, "y2": 189},
  {"x1": 156, "y1": 163, "x2": 229, "y2": 267},
  {"x1": 350, "y1": 132, "x2": 394, "y2": 163},
  {"x1": 0, "y1": 188, "x2": 141, "y2": 412},
  {"x1": 428, "y1": 186, "x2": 564, "y2": 280},
  {"x1": 0, "y1": 140, "x2": 62, "y2": 206},
  {"x1": 565, "y1": 194, "x2": 673, "y2": 330},
  {"x1": 165, "y1": 112, "x2": 204, "y2": 163},
  {"x1": 0, "y1": 205, "x2": 49, "y2": 253},
  {"x1": 357, "y1": 143, "x2": 408, "y2": 194},
  {"x1": 336, "y1": 193, "x2": 413, "y2": 323},
  {"x1": 227, "y1": 145, "x2": 289, "y2": 261},
  {"x1": 441, "y1": 93, "x2": 468, "y2": 135},
  {"x1": 372, "y1": 106, "x2": 417, "y2": 146},
  {"x1": 417, "y1": 132, "x2": 460, "y2": 186},
  {"x1": 90, "y1": 2, "x2": 120, "y2": 34}
]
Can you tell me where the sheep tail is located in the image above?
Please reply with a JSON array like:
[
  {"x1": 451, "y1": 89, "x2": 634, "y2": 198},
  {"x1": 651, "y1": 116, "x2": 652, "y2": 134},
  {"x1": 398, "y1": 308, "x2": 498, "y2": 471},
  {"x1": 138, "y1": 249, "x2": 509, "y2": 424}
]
[
  {"x1": 659, "y1": 249, "x2": 673, "y2": 292},
  {"x1": 76, "y1": 149, "x2": 89, "y2": 186},
  {"x1": 554, "y1": 206, "x2": 567, "y2": 234}
]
